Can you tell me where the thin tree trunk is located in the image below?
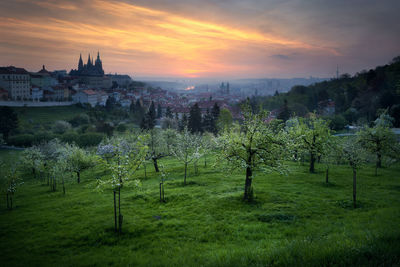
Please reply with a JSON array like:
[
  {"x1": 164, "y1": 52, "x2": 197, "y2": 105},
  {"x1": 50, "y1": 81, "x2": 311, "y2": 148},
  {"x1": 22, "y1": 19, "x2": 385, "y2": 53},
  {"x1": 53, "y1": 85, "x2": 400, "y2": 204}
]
[
  {"x1": 113, "y1": 191, "x2": 117, "y2": 232},
  {"x1": 160, "y1": 183, "x2": 162, "y2": 202},
  {"x1": 144, "y1": 162, "x2": 147, "y2": 178},
  {"x1": 77, "y1": 171, "x2": 80, "y2": 183},
  {"x1": 353, "y1": 168, "x2": 357, "y2": 208},
  {"x1": 6, "y1": 193, "x2": 9, "y2": 209},
  {"x1": 244, "y1": 166, "x2": 253, "y2": 201},
  {"x1": 204, "y1": 155, "x2": 207, "y2": 168},
  {"x1": 310, "y1": 152, "x2": 316, "y2": 173},
  {"x1": 153, "y1": 158, "x2": 159, "y2": 172},
  {"x1": 118, "y1": 188, "x2": 122, "y2": 234},
  {"x1": 325, "y1": 166, "x2": 329, "y2": 183},
  {"x1": 184, "y1": 162, "x2": 187, "y2": 185},
  {"x1": 10, "y1": 194, "x2": 13, "y2": 210},
  {"x1": 377, "y1": 152, "x2": 382, "y2": 168},
  {"x1": 62, "y1": 177, "x2": 65, "y2": 195}
]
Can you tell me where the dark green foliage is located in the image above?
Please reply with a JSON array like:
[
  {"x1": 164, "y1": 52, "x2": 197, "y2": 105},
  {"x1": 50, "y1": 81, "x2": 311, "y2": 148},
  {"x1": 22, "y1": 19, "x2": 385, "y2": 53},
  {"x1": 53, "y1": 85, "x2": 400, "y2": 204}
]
[
  {"x1": 277, "y1": 99, "x2": 291, "y2": 122},
  {"x1": 179, "y1": 113, "x2": 188, "y2": 132},
  {"x1": 328, "y1": 114, "x2": 347, "y2": 131},
  {"x1": 157, "y1": 103, "x2": 162, "y2": 118},
  {"x1": 165, "y1": 106, "x2": 173, "y2": 119},
  {"x1": 68, "y1": 114, "x2": 90, "y2": 127},
  {"x1": 76, "y1": 132, "x2": 104, "y2": 147},
  {"x1": 7, "y1": 134, "x2": 34, "y2": 147},
  {"x1": 210, "y1": 102, "x2": 220, "y2": 134},
  {"x1": 0, "y1": 106, "x2": 18, "y2": 141},
  {"x1": 188, "y1": 103, "x2": 202, "y2": 133},
  {"x1": 96, "y1": 122, "x2": 114, "y2": 137},
  {"x1": 140, "y1": 101, "x2": 156, "y2": 130},
  {"x1": 116, "y1": 123, "x2": 127, "y2": 133},
  {"x1": 254, "y1": 57, "x2": 400, "y2": 124}
]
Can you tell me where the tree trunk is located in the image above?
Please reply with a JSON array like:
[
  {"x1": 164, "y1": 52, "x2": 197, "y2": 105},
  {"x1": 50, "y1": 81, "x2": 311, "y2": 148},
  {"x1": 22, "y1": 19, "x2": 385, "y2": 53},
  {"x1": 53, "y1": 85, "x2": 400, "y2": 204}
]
[
  {"x1": 204, "y1": 155, "x2": 207, "y2": 168},
  {"x1": 153, "y1": 158, "x2": 159, "y2": 172},
  {"x1": 377, "y1": 152, "x2": 382, "y2": 168},
  {"x1": 244, "y1": 166, "x2": 253, "y2": 201},
  {"x1": 118, "y1": 188, "x2": 122, "y2": 234},
  {"x1": 10, "y1": 194, "x2": 13, "y2": 210},
  {"x1": 62, "y1": 177, "x2": 65, "y2": 195},
  {"x1": 144, "y1": 163, "x2": 147, "y2": 178},
  {"x1": 353, "y1": 168, "x2": 357, "y2": 208},
  {"x1": 160, "y1": 183, "x2": 162, "y2": 202},
  {"x1": 113, "y1": 191, "x2": 117, "y2": 232},
  {"x1": 309, "y1": 152, "x2": 316, "y2": 173},
  {"x1": 325, "y1": 166, "x2": 329, "y2": 184},
  {"x1": 77, "y1": 171, "x2": 80, "y2": 183},
  {"x1": 184, "y1": 163, "x2": 187, "y2": 185},
  {"x1": 6, "y1": 193, "x2": 9, "y2": 209},
  {"x1": 32, "y1": 167, "x2": 36, "y2": 178}
]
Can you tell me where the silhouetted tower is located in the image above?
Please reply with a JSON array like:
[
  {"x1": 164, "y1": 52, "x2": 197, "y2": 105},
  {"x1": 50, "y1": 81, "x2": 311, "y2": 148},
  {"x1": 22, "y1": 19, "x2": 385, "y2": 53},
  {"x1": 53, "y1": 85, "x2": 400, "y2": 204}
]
[
  {"x1": 87, "y1": 54, "x2": 92, "y2": 67},
  {"x1": 78, "y1": 53, "x2": 84, "y2": 71},
  {"x1": 226, "y1": 82, "x2": 230, "y2": 95},
  {"x1": 95, "y1": 51, "x2": 104, "y2": 75}
]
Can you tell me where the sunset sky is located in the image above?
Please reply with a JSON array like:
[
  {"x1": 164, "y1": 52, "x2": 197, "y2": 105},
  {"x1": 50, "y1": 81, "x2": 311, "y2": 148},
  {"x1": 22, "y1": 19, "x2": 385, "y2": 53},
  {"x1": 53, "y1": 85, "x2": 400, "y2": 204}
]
[{"x1": 0, "y1": 0, "x2": 399, "y2": 79}]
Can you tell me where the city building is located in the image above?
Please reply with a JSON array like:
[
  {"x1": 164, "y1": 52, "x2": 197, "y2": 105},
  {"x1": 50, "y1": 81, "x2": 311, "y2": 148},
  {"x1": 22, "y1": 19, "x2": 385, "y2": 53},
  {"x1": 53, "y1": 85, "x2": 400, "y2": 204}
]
[{"x1": 0, "y1": 66, "x2": 31, "y2": 100}]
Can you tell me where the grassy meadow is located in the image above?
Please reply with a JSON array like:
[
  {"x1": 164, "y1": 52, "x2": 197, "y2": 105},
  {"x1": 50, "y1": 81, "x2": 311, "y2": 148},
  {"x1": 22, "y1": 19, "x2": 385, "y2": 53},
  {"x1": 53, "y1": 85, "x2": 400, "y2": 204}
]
[{"x1": 1, "y1": 151, "x2": 400, "y2": 266}]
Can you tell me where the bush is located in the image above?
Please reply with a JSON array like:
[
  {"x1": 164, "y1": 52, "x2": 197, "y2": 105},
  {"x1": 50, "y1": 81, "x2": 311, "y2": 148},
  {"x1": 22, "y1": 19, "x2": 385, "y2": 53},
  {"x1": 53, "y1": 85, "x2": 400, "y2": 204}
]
[
  {"x1": 69, "y1": 114, "x2": 90, "y2": 127},
  {"x1": 33, "y1": 131, "x2": 55, "y2": 144},
  {"x1": 7, "y1": 134, "x2": 34, "y2": 147},
  {"x1": 52, "y1": 120, "x2": 72, "y2": 134},
  {"x1": 61, "y1": 131, "x2": 79, "y2": 144},
  {"x1": 329, "y1": 115, "x2": 347, "y2": 131},
  {"x1": 76, "y1": 133, "x2": 104, "y2": 147},
  {"x1": 116, "y1": 123, "x2": 127, "y2": 133}
]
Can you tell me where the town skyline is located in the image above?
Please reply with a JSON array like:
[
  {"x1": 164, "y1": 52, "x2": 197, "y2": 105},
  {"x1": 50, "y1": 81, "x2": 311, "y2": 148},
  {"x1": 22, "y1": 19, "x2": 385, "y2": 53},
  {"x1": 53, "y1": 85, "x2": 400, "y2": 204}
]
[{"x1": 1, "y1": 0, "x2": 399, "y2": 79}]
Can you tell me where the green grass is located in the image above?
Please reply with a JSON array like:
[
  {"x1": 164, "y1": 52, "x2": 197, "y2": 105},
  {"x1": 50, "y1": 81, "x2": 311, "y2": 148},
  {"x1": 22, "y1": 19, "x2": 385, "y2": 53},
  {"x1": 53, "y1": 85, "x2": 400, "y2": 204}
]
[
  {"x1": 14, "y1": 105, "x2": 86, "y2": 131},
  {"x1": 0, "y1": 154, "x2": 400, "y2": 266}
]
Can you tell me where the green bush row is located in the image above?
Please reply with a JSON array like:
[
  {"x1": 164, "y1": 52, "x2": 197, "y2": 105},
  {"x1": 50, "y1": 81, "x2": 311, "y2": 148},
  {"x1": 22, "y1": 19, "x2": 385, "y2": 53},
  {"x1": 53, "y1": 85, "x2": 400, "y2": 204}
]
[{"x1": 7, "y1": 132, "x2": 104, "y2": 147}]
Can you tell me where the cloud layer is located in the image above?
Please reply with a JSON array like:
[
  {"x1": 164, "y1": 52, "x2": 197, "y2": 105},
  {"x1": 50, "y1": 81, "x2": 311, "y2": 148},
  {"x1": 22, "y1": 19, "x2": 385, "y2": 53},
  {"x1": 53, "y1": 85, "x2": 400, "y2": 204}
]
[{"x1": 0, "y1": 0, "x2": 399, "y2": 78}]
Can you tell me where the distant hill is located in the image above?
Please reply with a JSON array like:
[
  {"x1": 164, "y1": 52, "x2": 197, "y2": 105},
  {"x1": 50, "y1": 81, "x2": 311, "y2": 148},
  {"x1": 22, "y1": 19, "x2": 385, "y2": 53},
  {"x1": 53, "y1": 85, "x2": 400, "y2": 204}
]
[{"x1": 254, "y1": 56, "x2": 400, "y2": 127}]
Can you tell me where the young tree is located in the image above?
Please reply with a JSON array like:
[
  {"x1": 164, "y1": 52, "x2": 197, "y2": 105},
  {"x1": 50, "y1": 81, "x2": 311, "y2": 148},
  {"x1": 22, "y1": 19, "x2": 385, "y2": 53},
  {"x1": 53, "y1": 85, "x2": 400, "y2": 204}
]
[
  {"x1": 162, "y1": 128, "x2": 177, "y2": 156},
  {"x1": 339, "y1": 137, "x2": 367, "y2": 208},
  {"x1": 145, "y1": 129, "x2": 168, "y2": 172},
  {"x1": 357, "y1": 113, "x2": 397, "y2": 175},
  {"x1": 172, "y1": 127, "x2": 202, "y2": 185},
  {"x1": 296, "y1": 114, "x2": 331, "y2": 173},
  {"x1": 218, "y1": 102, "x2": 289, "y2": 201},
  {"x1": 96, "y1": 136, "x2": 147, "y2": 233},
  {"x1": 201, "y1": 132, "x2": 216, "y2": 168},
  {"x1": 21, "y1": 146, "x2": 44, "y2": 179},
  {"x1": 3, "y1": 164, "x2": 23, "y2": 210},
  {"x1": 64, "y1": 144, "x2": 97, "y2": 183}
]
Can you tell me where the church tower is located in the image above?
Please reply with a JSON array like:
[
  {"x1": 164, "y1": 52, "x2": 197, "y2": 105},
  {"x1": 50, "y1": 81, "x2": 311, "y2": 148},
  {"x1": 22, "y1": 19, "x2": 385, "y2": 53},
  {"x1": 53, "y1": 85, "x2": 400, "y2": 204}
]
[
  {"x1": 78, "y1": 53, "x2": 84, "y2": 71},
  {"x1": 95, "y1": 51, "x2": 104, "y2": 76},
  {"x1": 87, "y1": 54, "x2": 92, "y2": 67}
]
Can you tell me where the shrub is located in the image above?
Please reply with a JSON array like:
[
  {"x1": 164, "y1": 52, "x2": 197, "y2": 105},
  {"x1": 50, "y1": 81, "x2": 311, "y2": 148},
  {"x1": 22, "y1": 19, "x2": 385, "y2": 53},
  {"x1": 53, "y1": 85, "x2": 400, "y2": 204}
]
[
  {"x1": 69, "y1": 114, "x2": 90, "y2": 127},
  {"x1": 33, "y1": 131, "x2": 55, "y2": 144},
  {"x1": 61, "y1": 131, "x2": 79, "y2": 144},
  {"x1": 7, "y1": 134, "x2": 34, "y2": 147},
  {"x1": 116, "y1": 123, "x2": 127, "y2": 133},
  {"x1": 52, "y1": 120, "x2": 72, "y2": 134},
  {"x1": 76, "y1": 133, "x2": 104, "y2": 147}
]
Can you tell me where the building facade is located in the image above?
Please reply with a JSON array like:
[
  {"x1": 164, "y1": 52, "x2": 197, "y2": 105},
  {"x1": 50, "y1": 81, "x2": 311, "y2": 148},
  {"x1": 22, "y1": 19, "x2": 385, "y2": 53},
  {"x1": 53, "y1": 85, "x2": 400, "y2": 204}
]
[{"x1": 0, "y1": 66, "x2": 31, "y2": 100}]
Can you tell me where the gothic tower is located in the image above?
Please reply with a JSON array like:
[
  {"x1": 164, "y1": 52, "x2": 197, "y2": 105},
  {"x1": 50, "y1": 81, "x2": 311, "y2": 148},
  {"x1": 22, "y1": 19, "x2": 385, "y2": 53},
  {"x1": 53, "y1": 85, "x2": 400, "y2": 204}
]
[{"x1": 78, "y1": 53, "x2": 84, "y2": 71}]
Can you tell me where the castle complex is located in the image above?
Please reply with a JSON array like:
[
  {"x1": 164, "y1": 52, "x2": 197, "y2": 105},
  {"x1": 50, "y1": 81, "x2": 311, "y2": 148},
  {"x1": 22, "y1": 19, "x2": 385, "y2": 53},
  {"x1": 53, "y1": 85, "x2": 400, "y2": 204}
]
[{"x1": 70, "y1": 52, "x2": 104, "y2": 77}]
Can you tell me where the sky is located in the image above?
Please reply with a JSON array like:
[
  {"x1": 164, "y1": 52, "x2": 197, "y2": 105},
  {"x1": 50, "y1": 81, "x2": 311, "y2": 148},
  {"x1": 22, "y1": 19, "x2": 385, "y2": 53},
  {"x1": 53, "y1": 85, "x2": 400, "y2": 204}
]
[{"x1": 0, "y1": 0, "x2": 399, "y2": 79}]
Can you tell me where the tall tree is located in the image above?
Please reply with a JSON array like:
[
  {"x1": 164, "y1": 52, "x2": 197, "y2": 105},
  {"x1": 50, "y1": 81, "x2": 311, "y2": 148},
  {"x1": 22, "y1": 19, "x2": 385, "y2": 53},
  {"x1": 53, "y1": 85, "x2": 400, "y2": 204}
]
[
  {"x1": 157, "y1": 103, "x2": 162, "y2": 118},
  {"x1": 141, "y1": 101, "x2": 156, "y2": 130},
  {"x1": 165, "y1": 106, "x2": 173, "y2": 118},
  {"x1": 218, "y1": 101, "x2": 289, "y2": 201},
  {"x1": 277, "y1": 99, "x2": 291, "y2": 122},
  {"x1": 0, "y1": 107, "x2": 18, "y2": 141},
  {"x1": 189, "y1": 103, "x2": 203, "y2": 133},
  {"x1": 211, "y1": 102, "x2": 220, "y2": 134}
]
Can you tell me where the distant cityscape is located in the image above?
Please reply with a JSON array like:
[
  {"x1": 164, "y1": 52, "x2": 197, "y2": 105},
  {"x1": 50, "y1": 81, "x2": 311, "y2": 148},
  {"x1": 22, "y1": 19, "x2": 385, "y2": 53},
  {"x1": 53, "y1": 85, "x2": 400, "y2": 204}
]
[{"x1": 0, "y1": 52, "x2": 328, "y2": 120}]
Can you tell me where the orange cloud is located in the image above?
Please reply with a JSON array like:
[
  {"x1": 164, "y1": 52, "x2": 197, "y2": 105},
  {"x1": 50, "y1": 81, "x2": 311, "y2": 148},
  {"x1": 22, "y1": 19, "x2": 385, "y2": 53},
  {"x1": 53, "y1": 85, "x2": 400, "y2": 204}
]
[{"x1": 0, "y1": 0, "x2": 340, "y2": 77}]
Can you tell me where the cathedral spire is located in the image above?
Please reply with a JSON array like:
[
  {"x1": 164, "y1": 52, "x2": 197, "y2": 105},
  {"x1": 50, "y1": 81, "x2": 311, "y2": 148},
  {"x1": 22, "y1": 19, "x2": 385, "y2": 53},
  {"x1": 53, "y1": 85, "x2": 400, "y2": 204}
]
[
  {"x1": 78, "y1": 53, "x2": 84, "y2": 70},
  {"x1": 87, "y1": 54, "x2": 92, "y2": 66},
  {"x1": 97, "y1": 51, "x2": 100, "y2": 60}
]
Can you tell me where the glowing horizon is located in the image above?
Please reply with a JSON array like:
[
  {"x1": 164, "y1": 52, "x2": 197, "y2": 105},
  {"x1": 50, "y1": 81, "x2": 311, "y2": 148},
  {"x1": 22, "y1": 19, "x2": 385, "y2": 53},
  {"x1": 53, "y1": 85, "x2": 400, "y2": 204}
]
[{"x1": 0, "y1": 0, "x2": 398, "y2": 79}]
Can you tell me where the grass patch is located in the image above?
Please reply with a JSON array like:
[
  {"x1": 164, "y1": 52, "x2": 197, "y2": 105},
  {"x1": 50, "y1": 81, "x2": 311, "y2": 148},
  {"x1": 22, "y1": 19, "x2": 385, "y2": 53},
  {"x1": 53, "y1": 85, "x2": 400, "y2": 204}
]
[{"x1": 0, "y1": 152, "x2": 399, "y2": 266}]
